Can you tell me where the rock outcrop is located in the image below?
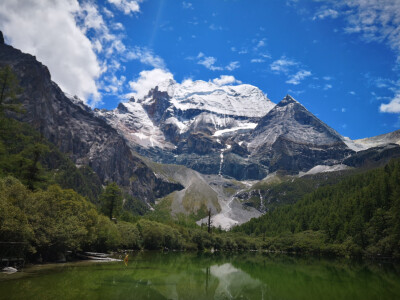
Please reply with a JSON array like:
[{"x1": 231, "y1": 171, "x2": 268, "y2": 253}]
[
  {"x1": 0, "y1": 33, "x2": 182, "y2": 203},
  {"x1": 248, "y1": 95, "x2": 354, "y2": 174}
]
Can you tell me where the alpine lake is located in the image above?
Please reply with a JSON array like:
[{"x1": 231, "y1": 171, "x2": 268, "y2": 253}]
[{"x1": 1, "y1": 252, "x2": 400, "y2": 300}]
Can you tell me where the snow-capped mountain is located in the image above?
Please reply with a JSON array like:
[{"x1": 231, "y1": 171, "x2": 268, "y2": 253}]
[
  {"x1": 247, "y1": 95, "x2": 353, "y2": 173},
  {"x1": 343, "y1": 129, "x2": 400, "y2": 151},
  {"x1": 157, "y1": 79, "x2": 274, "y2": 118},
  {"x1": 97, "y1": 86, "x2": 359, "y2": 179},
  {"x1": 95, "y1": 79, "x2": 274, "y2": 152}
]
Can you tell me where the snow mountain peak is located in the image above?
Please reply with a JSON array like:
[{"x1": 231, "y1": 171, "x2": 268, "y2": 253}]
[{"x1": 280, "y1": 94, "x2": 298, "y2": 105}]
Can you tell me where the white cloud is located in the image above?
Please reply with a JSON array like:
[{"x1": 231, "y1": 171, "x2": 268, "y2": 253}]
[
  {"x1": 196, "y1": 52, "x2": 239, "y2": 71},
  {"x1": 380, "y1": 94, "x2": 400, "y2": 113},
  {"x1": 197, "y1": 53, "x2": 223, "y2": 71},
  {"x1": 103, "y1": 74, "x2": 126, "y2": 94},
  {"x1": 107, "y1": 0, "x2": 141, "y2": 15},
  {"x1": 182, "y1": 2, "x2": 193, "y2": 10},
  {"x1": 112, "y1": 22, "x2": 125, "y2": 30},
  {"x1": 314, "y1": 1, "x2": 400, "y2": 62},
  {"x1": 286, "y1": 70, "x2": 312, "y2": 85},
  {"x1": 324, "y1": 84, "x2": 333, "y2": 90},
  {"x1": 270, "y1": 56, "x2": 298, "y2": 73},
  {"x1": 128, "y1": 68, "x2": 174, "y2": 100},
  {"x1": 128, "y1": 71, "x2": 244, "y2": 100},
  {"x1": 341, "y1": 107, "x2": 346, "y2": 112},
  {"x1": 212, "y1": 75, "x2": 242, "y2": 86},
  {"x1": 270, "y1": 56, "x2": 311, "y2": 85},
  {"x1": 226, "y1": 61, "x2": 240, "y2": 71},
  {"x1": 103, "y1": 7, "x2": 114, "y2": 18},
  {"x1": 349, "y1": 91, "x2": 356, "y2": 95},
  {"x1": 256, "y1": 39, "x2": 266, "y2": 48},
  {"x1": 126, "y1": 47, "x2": 166, "y2": 69},
  {"x1": 0, "y1": 0, "x2": 102, "y2": 105},
  {"x1": 0, "y1": 0, "x2": 150, "y2": 106},
  {"x1": 251, "y1": 58, "x2": 265, "y2": 63},
  {"x1": 313, "y1": 8, "x2": 339, "y2": 20},
  {"x1": 209, "y1": 24, "x2": 223, "y2": 31}
]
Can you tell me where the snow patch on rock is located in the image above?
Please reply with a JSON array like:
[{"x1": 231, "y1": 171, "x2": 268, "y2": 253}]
[{"x1": 299, "y1": 164, "x2": 350, "y2": 177}]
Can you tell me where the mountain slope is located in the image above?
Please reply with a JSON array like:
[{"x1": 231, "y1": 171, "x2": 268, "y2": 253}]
[
  {"x1": 96, "y1": 80, "x2": 275, "y2": 179},
  {"x1": 0, "y1": 35, "x2": 182, "y2": 203},
  {"x1": 344, "y1": 129, "x2": 400, "y2": 151},
  {"x1": 248, "y1": 95, "x2": 353, "y2": 173}
]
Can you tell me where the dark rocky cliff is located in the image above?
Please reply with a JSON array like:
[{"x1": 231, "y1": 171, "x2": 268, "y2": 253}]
[{"x1": 0, "y1": 34, "x2": 182, "y2": 202}]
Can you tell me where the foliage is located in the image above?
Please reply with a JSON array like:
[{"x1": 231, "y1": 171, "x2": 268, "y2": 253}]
[
  {"x1": 0, "y1": 65, "x2": 23, "y2": 116},
  {"x1": 234, "y1": 159, "x2": 400, "y2": 258},
  {"x1": 100, "y1": 182, "x2": 123, "y2": 219}
]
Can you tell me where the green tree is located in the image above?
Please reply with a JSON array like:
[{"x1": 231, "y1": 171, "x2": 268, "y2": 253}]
[
  {"x1": 0, "y1": 65, "x2": 22, "y2": 116},
  {"x1": 100, "y1": 182, "x2": 123, "y2": 219},
  {"x1": 18, "y1": 143, "x2": 49, "y2": 190}
]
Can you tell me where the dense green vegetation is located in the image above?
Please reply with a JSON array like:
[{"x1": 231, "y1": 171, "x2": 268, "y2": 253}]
[
  {"x1": 234, "y1": 159, "x2": 400, "y2": 258},
  {"x1": 243, "y1": 170, "x2": 356, "y2": 211}
]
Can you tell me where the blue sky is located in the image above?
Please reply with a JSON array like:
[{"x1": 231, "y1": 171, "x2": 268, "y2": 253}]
[{"x1": 1, "y1": 0, "x2": 400, "y2": 139}]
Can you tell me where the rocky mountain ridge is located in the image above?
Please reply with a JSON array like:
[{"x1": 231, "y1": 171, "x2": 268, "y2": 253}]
[
  {"x1": 97, "y1": 89, "x2": 357, "y2": 179},
  {"x1": 0, "y1": 34, "x2": 182, "y2": 203}
]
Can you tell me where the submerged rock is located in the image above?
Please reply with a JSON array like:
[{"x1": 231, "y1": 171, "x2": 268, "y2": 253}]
[{"x1": 2, "y1": 267, "x2": 18, "y2": 273}]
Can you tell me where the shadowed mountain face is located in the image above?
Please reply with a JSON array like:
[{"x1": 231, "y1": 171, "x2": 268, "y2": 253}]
[
  {"x1": 248, "y1": 95, "x2": 354, "y2": 174},
  {"x1": 0, "y1": 37, "x2": 182, "y2": 203}
]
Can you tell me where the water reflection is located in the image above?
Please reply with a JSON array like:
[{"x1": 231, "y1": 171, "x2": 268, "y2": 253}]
[
  {"x1": 210, "y1": 263, "x2": 266, "y2": 299},
  {"x1": 0, "y1": 252, "x2": 400, "y2": 300}
]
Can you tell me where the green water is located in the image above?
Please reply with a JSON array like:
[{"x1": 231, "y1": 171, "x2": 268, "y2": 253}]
[{"x1": 1, "y1": 252, "x2": 400, "y2": 300}]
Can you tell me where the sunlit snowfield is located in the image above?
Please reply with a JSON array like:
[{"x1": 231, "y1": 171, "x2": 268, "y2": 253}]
[{"x1": 1, "y1": 252, "x2": 400, "y2": 300}]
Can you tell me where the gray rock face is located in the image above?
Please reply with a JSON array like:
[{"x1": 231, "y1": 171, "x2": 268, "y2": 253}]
[
  {"x1": 343, "y1": 144, "x2": 400, "y2": 168},
  {"x1": 95, "y1": 83, "x2": 274, "y2": 179},
  {"x1": 0, "y1": 42, "x2": 182, "y2": 203},
  {"x1": 98, "y1": 90, "x2": 357, "y2": 179},
  {"x1": 248, "y1": 95, "x2": 354, "y2": 174}
]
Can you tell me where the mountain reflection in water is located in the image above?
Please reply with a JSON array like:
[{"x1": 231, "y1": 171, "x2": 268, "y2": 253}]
[{"x1": 0, "y1": 252, "x2": 400, "y2": 300}]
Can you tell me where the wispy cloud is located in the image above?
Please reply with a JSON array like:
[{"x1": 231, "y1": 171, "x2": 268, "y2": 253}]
[
  {"x1": 271, "y1": 56, "x2": 312, "y2": 85},
  {"x1": 196, "y1": 53, "x2": 240, "y2": 71},
  {"x1": 107, "y1": 0, "x2": 141, "y2": 15},
  {"x1": 270, "y1": 56, "x2": 298, "y2": 73},
  {"x1": 209, "y1": 24, "x2": 223, "y2": 31},
  {"x1": 197, "y1": 52, "x2": 223, "y2": 71},
  {"x1": 182, "y1": 1, "x2": 193, "y2": 10},
  {"x1": 313, "y1": 1, "x2": 400, "y2": 63},
  {"x1": 226, "y1": 61, "x2": 240, "y2": 71},
  {"x1": 286, "y1": 70, "x2": 312, "y2": 85},
  {"x1": 251, "y1": 58, "x2": 265, "y2": 63},
  {"x1": 126, "y1": 47, "x2": 167, "y2": 69},
  {"x1": 313, "y1": 8, "x2": 339, "y2": 20}
]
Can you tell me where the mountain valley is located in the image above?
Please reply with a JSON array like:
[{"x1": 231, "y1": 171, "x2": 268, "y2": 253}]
[{"x1": 1, "y1": 32, "x2": 400, "y2": 230}]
